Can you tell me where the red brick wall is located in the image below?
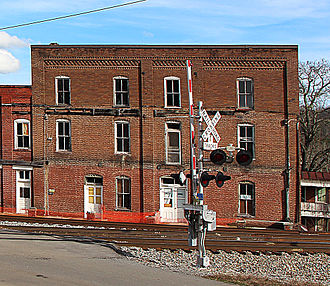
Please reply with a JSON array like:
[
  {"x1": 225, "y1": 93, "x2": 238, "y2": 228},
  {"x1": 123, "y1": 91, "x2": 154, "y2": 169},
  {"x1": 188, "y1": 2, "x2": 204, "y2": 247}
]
[
  {"x1": 0, "y1": 86, "x2": 32, "y2": 211},
  {"x1": 31, "y1": 45, "x2": 299, "y2": 223}
]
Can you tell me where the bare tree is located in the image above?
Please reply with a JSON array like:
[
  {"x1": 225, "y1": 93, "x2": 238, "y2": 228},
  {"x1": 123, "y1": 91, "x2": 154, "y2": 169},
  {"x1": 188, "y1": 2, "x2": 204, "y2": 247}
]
[{"x1": 299, "y1": 59, "x2": 330, "y2": 172}]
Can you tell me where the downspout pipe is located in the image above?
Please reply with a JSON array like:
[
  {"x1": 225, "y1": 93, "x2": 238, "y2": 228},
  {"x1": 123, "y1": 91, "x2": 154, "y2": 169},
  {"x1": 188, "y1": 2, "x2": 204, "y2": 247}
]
[
  {"x1": 0, "y1": 96, "x2": 3, "y2": 210},
  {"x1": 283, "y1": 62, "x2": 291, "y2": 222},
  {"x1": 138, "y1": 63, "x2": 144, "y2": 213}
]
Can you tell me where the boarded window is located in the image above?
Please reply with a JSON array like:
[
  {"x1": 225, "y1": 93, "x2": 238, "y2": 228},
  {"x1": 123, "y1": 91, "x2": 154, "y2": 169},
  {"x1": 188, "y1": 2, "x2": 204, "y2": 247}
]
[{"x1": 166, "y1": 122, "x2": 181, "y2": 164}]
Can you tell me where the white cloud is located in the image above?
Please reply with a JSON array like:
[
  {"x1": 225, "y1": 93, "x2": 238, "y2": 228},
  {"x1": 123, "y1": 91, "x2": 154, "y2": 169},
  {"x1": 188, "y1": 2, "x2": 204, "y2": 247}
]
[
  {"x1": 0, "y1": 32, "x2": 28, "y2": 49},
  {"x1": 0, "y1": 49, "x2": 20, "y2": 74}
]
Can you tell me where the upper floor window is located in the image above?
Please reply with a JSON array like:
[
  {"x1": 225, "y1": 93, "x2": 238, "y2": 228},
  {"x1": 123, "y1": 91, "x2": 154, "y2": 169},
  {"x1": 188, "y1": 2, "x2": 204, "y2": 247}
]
[
  {"x1": 166, "y1": 122, "x2": 181, "y2": 164},
  {"x1": 239, "y1": 182, "x2": 255, "y2": 217},
  {"x1": 14, "y1": 119, "x2": 30, "y2": 149},
  {"x1": 238, "y1": 124, "x2": 255, "y2": 158},
  {"x1": 56, "y1": 76, "x2": 70, "y2": 105},
  {"x1": 56, "y1": 119, "x2": 71, "y2": 151},
  {"x1": 116, "y1": 176, "x2": 131, "y2": 210},
  {"x1": 164, "y1": 77, "x2": 181, "y2": 108},
  {"x1": 115, "y1": 121, "x2": 130, "y2": 153},
  {"x1": 237, "y1": 78, "x2": 253, "y2": 109},
  {"x1": 114, "y1": 77, "x2": 129, "y2": 107}
]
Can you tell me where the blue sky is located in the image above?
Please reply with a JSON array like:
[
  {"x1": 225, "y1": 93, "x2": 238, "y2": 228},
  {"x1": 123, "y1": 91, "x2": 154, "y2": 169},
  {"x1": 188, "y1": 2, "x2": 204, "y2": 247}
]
[{"x1": 1, "y1": 0, "x2": 330, "y2": 85}]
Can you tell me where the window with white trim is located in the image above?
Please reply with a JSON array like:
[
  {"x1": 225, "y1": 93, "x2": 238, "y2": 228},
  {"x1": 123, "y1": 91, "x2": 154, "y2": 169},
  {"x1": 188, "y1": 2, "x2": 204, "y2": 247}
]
[
  {"x1": 237, "y1": 78, "x2": 253, "y2": 109},
  {"x1": 238, "y1": 124, "x2": 255, "y2": 158},
  {"x1": 116, "y1": 176, "x2": 131, "y2": 210},
  {"x1": 166, "y1": 122, "x2": 181, "y2": 164},
  {"x1": 164, "y1": 77, "x2": 181, "y2": 107},
  {"x1": 56, "y1": 76, "x2": 71, "y2": 105},
  {"x1": 239, "y1": 182, "x2": 255, "y2": 217},
  {"x1": 114, "y1": 77, "x2": 129, "y2": 106},
  {"x1": 14, "y1": 119, "x2": 30, "y2": 149},
  {"x1": 115, "y1": 121, "x2": 130, "y2": 153},
  {"x1": 56, "y1": 119, "x2": 71, "y2": 151},
  {"x1": 17, "y1": 170, "x2": 31, "y2": 199}
]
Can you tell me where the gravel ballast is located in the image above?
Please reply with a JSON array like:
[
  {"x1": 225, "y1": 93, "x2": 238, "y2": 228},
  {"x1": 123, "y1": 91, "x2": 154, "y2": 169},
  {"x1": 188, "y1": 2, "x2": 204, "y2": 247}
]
[{"x1": 120, "y1": 246, "x2": 330, "y2": 285}]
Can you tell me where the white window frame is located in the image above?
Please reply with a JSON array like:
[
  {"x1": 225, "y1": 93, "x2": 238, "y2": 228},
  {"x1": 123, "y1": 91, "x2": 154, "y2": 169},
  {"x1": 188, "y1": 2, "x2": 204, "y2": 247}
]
[
  {"x1": 164, "y1": 76, "x2": 181, "y2": 108},
  {"x1": 237, "y1": 123, "x2": 255, "y2": 159},
  {"x1": 165, "y1": 122, "x2": 181, "y2": 165},
  {"x1": 237, "y1": 77, "x2": 254, "y2": 109},
  {"x1": 113, "y1": 76, "x2": 129, "y2": 107},
  {"x1": 14, "y1": 119, "x2": 30, "y2": 149},
  {"x1": 116, "y1": 176, "x2": 131, "y2": 210},
  {"x1": 56, "y1": 119, "x2": 71, "y2": 152},
  {"x1": 238, "y1": 182, "x2": 255, "y2": 217},
  {"x1": 55, "y1": 76, "x2": 71, "y2": 105},
  {"x1": 115, "y1": 121, "x2": 130, "y2": 154}
]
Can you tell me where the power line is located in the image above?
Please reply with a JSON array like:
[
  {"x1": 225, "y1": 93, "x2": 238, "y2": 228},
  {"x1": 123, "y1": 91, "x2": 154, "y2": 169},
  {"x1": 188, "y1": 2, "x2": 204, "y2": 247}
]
[{"x1": 0, "y1": 0, "x2": 147, "y2": 31}]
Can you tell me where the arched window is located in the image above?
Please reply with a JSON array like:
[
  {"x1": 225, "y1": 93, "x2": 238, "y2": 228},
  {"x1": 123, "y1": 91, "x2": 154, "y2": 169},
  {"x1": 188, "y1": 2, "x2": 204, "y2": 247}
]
[
  {"x1": 237, "y1": 77, "x2": 254, "y2": 109},
  {"x1": 55, "y1": 76, "x2": 71, "y2": 105},
  {"x1": 14, "y1": 119, "x2": 30, "y2": 149},
  {"x1": 113, "y1": 76, "x2": 129, "y2": 106},
  {"x1": 239, "y1": 182, "x2": 255, "y2": 217},
  {"x1": 164, "y1": 76, "x2": 181, "y2": 108}
]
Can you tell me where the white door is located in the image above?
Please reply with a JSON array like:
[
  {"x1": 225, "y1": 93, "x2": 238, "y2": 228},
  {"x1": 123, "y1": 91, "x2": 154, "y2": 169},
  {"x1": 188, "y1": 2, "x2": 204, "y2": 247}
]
[
  {"x1": 84, "y1": 185, "x2": 103, "y2": 218},
  {"x1": 16, "y1": 170, "x2": 31, "y2": 214},
  {"x1": 159, "y1": 177, "x2": 187, "y2": 222}
]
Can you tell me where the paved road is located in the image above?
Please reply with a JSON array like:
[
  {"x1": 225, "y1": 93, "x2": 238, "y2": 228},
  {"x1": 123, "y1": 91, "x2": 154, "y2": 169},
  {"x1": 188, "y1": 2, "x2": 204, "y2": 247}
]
[{"x1": 0, "y1": 229, "x2": 232, "y2": 286}]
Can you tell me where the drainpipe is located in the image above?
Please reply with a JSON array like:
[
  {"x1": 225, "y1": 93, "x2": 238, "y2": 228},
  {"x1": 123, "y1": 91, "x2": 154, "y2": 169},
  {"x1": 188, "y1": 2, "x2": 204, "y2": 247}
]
[
  {"x1": 296, "y1": 121, "x2": 301, "y2": 224},
  {"x1": 283, "y1": 62, "x2": 291, "y2": 222},
  {"x1": 0, "y1": 96, "x2": 3, "y2": 211},
  {"x1": 138, "y1": 63, "x2": 144, "y2": 213}
]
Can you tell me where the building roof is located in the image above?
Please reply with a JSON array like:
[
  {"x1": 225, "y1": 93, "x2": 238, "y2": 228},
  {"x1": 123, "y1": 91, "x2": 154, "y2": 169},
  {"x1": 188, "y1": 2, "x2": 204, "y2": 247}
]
[{"x1": 302, "y1": 171, "x2": 330, "y2": 182}]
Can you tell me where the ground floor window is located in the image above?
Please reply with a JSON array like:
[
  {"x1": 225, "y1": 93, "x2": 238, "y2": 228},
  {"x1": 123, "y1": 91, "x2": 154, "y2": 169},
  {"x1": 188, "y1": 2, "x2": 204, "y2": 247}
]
[
  {"x1": 116, "y1": 176, "x2": 131, "y2": 210},
  {"x1": 239, "y1": 182, "x2": 255, "y2": 217}
]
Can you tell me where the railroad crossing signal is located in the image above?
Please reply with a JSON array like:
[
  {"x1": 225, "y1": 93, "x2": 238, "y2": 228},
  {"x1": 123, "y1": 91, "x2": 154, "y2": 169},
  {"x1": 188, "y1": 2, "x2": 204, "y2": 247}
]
[{"x1": 201, "y1": 109, "x2": 221, "y2": 150}]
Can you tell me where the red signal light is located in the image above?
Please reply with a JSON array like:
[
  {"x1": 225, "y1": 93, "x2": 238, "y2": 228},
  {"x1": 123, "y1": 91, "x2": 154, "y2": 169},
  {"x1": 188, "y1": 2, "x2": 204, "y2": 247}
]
[
  {"x1": 200, "y1": 171, "x2": 214, "y2": 187},
  {"x1": 215, "y1": 171, "x2": 231, "y2": 188},
  {"x1": 236, "y1": 150, "x2": 253, "y2": 166},
  {"x1": 210, "y1": 149, "x2": 227, "y2": 165}
]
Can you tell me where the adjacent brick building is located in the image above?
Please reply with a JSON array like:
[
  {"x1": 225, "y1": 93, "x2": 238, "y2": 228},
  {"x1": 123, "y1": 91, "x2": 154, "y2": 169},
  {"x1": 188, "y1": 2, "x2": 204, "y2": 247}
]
[
  {"x1": 30, "y1": 44, "x2": 300, "y2": 225},
  {"x1": 0, "y1": 85, "x2": 36, "y2": 213}
]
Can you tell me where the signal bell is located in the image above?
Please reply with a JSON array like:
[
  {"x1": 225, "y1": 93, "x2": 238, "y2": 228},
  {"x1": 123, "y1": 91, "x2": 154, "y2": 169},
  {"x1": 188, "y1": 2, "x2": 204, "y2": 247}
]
[
  {"x1": 210, "y1": 149, "x2": 226, "y2": 165},
  {"x1": 236, "y1": 150, "x2": 253, "y2": 166}
]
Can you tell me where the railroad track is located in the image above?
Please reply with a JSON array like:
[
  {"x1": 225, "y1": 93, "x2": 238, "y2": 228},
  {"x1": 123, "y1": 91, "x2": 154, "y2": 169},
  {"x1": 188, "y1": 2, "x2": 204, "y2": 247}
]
[{"x1": 0, "y1": 214, "x2": 329, "y2": 254}]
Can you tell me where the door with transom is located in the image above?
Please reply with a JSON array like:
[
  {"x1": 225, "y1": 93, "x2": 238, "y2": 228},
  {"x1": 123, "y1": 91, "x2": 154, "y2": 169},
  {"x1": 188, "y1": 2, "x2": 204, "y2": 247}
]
[
  {"x1": 159, "y1": 177, "x2": 187, "y2": 222},
  {"x1": 16, "y1": 170, "x2": 31, "y2": 214},
  {"x1": 84, "y1": 175, "x2": 103, "y2": 218}
]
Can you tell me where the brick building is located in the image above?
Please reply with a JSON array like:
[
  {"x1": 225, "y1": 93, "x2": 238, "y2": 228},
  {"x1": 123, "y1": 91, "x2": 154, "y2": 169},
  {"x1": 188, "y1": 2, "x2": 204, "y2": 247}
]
[
  {"x1": 30, "y1": 44, "x2": 300, "y2": 225},
  {"x1": 0, "y1": 85, "x2": 37, "y2": 213}
]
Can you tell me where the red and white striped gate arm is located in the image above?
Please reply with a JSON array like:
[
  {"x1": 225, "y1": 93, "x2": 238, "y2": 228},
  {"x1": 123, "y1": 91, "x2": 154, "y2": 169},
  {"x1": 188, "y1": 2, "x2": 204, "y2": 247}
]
[{"x1": 186, "y1": 60, "x2": 197, "y2": 198}]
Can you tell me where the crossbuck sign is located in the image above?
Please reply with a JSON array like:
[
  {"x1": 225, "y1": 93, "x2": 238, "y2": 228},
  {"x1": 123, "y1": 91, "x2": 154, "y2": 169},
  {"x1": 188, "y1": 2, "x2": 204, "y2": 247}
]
[{"x1": 201, "y1": 109, "x2": 221, "y2": 150}]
